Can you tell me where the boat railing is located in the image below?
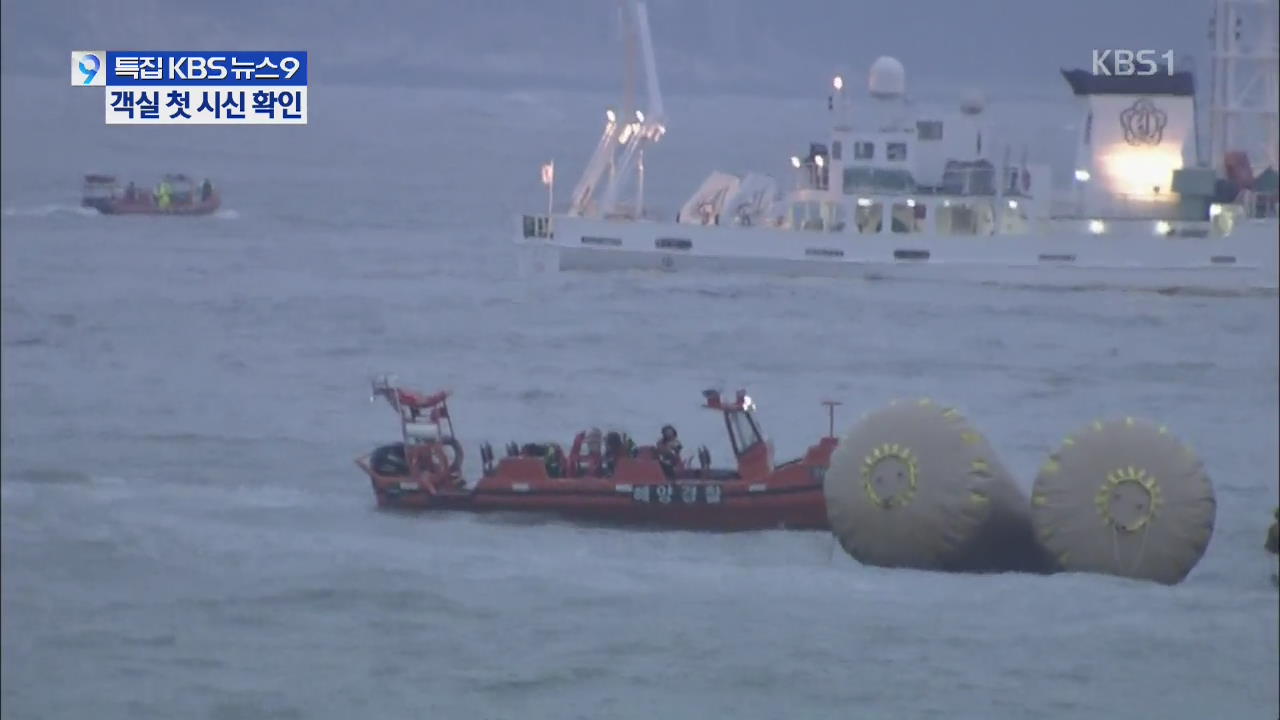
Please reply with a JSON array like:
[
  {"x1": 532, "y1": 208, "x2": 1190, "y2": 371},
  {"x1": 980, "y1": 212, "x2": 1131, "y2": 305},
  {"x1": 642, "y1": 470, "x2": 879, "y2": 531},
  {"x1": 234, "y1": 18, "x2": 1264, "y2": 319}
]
[{"x1": 1050, "y1": 192, "x2": 1190, "y2": 221}]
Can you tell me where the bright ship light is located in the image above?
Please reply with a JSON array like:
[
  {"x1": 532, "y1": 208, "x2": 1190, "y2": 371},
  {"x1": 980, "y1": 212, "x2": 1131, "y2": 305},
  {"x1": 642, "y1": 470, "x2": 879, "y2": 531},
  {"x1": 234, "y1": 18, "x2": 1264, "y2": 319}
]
[
  {"x1": 606, "y1": 109, "x2": 616, "y2": 123},
  {"x1": 1075, "y1": 169, "x2": 1091, "y2": 182},
  {"x1": 1155, "y1": 220, "x2": 1172, "y2": 235},
  {"x1": 1097, "y1": 146, "x2": 1183, "y2": 199},
  {"x1": 814, "y1": 155, "x2": 825, "y2": 168},
  {"x1": 790, "y1": 156, "x2": 801, "y2": 168},
  {"x1": 635, "y1": 110, "x2": 645, "y2": 122},
  {"x1": 1088, "y1": 219, "x2": 1106, "y2": 234},
  {"x1": 833, "y1": 75, "x2": 843, "y2": 90}
]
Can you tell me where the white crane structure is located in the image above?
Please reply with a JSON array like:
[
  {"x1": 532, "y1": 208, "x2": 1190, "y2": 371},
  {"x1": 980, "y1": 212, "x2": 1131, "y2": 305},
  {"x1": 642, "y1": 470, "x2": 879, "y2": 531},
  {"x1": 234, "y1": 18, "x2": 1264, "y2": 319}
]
[
  {"x1": 567, "y1": 0, "x2": 667, "y2": 219},
  {"x1": 1207, "y1": 0, "x2": 1279, "y2": 173}
]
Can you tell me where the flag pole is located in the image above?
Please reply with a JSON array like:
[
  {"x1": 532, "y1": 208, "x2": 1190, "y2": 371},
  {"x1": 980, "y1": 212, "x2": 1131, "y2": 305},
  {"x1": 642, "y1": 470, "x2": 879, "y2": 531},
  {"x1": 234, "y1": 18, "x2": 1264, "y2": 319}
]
[{"x1": 542, "y1": 159, "x2": 555, "y2": 237}]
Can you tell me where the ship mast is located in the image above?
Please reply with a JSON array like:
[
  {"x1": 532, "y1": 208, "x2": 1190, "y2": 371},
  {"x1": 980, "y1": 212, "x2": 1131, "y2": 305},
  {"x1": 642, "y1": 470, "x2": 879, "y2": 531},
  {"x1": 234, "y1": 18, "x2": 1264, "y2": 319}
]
[
  {"x1": 622, "y1": 0, "x2": 635, "y2": 126},
  {"x1": 1207, "y1": 0, "x2": 1280, "y2": 173}
]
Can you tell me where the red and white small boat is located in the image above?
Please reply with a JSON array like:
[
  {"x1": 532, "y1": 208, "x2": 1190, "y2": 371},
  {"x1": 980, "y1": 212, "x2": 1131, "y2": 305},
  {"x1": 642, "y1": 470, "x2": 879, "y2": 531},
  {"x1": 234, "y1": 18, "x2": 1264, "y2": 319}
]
[{"x1": 355, "y1": 378, "x2": 841, "y2": 531}]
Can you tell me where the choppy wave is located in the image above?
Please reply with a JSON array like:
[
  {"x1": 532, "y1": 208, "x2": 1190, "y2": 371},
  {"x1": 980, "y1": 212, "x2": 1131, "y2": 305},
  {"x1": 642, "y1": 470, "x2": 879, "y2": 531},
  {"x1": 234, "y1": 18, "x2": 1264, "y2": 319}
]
[
  {"x1": 2, "y1": 205, "x2": 241, "y2": 221},
  {"x1": 1, "y1": 203, "x2": 98, "y2": 218},
  {"x1": 1, "y1": 83, "x2": 1276, "y2": 720},
  {"x1": 4, "y1": 467, "x2": 95, "y2": 485},
  {"x1": 979, "y1": 279, "x2": 1280, "y2": 298}
]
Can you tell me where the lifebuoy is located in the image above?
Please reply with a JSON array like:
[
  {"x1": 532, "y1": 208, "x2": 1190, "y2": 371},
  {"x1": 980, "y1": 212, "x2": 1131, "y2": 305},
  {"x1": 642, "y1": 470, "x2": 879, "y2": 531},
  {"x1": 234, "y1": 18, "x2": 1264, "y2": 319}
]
[
  {"x1": 371, "y1": 443, "x2": 409, "y2": 476},
  {"x1": 415, "y1": 438, "x2": 464, "y2": 475}
]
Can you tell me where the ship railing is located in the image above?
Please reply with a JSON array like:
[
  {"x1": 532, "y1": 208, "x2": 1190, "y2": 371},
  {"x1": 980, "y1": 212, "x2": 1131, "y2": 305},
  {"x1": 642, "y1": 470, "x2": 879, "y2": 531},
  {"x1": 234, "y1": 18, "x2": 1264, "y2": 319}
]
[
  {"x1": 1049, "y1": 192, "x2": 1188, "y2": 221},
  {"x1": 601, "y1": 207, "x2": 669, "y2": 222},
  {"x1": 1238, "y1": 190, "x2": 1279, "y2": 219}
]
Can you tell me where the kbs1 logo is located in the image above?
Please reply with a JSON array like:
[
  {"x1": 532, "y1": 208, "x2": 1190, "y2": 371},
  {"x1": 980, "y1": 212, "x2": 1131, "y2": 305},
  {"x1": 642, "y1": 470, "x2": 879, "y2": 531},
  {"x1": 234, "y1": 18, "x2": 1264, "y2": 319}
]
[
  {"x1": 70, "y1": 51, "x2": 308, "y2": 125},
  {"x1": 1091, "y1": 50, "x2": 1175, "y2": 77}
]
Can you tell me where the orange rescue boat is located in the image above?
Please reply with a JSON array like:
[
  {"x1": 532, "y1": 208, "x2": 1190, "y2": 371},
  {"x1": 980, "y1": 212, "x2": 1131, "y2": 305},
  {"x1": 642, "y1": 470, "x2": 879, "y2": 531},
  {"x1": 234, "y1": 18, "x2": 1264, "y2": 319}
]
[{"x1": 355, "y1": 377, "x2": 841, "y2": 531}]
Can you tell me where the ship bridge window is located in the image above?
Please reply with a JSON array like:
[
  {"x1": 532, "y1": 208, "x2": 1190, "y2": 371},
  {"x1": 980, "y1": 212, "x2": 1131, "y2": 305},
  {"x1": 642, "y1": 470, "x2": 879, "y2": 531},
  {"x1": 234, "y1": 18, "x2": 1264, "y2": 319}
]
[
  {"x1": 917, "y1": 120, "x2": 943, "y2": 140},
  {"x1": 523, "y1": 215, "x2": 552, "y2": 238},
  {"x1": 890, "y1": 202, "x2": 925, "y2": 233},
  {"x1": 941, "y1": 161, "x2": 997, "y2": 196},
  {"x1": 831, "y1": 140, "x2": 843, "y2": 160},
  {"x1": 823, "y1": 202, "x2": 847, "y2": 232},
  {"x1": 789, "y1": 200, "x2": 825, "y2": 231},
  {"x1": 854, "y1": 200, "x2": 883, "y2": 234},
  {"x1": 854, "y1": 141, "x2": 875, "y2": 160},
  {"x1": 887, "y1": 143, "x2": 908, "y2": 161},
  {"x1": 936, "y1": 201, "x2": 996, "y2": 236},
  {"x1": 999, "y1": 200, "x2": 1031, "y2": 234},
  {"x1": 843, "y1": 167, "x2": 916, "y2": 194}
]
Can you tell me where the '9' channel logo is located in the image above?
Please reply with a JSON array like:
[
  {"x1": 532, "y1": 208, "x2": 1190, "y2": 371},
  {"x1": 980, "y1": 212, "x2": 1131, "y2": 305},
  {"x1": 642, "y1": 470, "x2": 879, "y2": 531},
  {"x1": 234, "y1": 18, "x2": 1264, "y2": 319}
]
[{"x1": 71, "y1": 51, "x2": 106, "y2": 86}]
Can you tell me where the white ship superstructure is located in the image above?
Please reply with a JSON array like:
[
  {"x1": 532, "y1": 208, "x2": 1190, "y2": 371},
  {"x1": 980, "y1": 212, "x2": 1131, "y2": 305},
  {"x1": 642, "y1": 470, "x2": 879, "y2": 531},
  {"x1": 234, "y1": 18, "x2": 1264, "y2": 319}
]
[{"x1": 515, "y1": 0, "x2": 1279, "y2": 292}]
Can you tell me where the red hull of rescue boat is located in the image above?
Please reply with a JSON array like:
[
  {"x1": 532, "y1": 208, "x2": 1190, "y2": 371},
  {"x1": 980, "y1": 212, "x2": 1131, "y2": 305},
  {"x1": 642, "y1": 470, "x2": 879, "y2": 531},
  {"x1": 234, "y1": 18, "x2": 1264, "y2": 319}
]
[
  {"x1": 357, "y1": 456, "x2": 832, "y2": 531},
  {"x1": 83, "y1": 194, "x2": 221, "y2": 216}
]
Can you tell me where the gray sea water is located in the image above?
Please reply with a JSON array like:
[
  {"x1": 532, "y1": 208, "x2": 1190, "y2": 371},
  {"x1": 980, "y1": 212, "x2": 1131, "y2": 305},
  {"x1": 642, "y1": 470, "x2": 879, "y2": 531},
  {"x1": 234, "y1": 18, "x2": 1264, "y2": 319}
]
[{"x1": 2, "y1": 76, "x2": 1278, "y2": 719}]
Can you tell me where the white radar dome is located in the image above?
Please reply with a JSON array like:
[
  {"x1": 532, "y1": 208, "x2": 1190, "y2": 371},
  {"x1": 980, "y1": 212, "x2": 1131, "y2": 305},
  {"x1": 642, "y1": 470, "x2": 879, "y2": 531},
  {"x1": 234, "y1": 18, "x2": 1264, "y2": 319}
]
[
  {"x1": 868, "y1": 56, "x2": 906, "y2": 98},
  {"x1": 960, "y1": 89, "x2": 986, "y2": 115}
]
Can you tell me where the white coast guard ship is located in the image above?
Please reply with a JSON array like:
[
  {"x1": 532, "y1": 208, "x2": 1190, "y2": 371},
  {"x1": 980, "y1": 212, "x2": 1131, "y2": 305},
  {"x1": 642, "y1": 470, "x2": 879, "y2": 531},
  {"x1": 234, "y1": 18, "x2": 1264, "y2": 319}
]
[{"x1": 515, "y1": 0, "x2": 1279, "y2": 292}]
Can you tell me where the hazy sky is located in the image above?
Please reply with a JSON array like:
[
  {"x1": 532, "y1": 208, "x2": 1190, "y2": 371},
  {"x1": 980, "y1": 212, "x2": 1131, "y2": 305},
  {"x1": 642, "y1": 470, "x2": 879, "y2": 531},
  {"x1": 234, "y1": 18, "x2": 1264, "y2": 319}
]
[{"x1": 2, "y1": 0, "x2": 1217, "y2": 97}]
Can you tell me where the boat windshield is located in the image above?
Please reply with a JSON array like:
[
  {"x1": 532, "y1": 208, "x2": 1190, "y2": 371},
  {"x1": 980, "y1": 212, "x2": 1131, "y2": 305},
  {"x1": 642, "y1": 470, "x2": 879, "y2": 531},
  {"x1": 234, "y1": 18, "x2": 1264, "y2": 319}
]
[
  {"x1": 82, "y1": 181, "x2": 118, "y2": 199},
  {"x1": 728, "y1": 411, "x2": 761, "y2": 455}
]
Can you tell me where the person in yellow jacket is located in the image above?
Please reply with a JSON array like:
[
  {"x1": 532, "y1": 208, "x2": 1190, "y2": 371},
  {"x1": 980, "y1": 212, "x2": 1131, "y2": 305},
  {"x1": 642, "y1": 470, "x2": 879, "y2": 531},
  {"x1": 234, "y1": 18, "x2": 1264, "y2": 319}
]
[{"x1": 155, "y1": 180, "x2": 172, "y2": 209}]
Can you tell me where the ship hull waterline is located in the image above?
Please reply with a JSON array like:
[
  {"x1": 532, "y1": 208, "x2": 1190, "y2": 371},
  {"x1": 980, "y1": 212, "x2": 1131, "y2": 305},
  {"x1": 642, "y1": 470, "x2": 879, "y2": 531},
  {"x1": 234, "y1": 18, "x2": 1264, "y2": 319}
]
[{"x1": 516, "y1": 216, "x2": 1280, "y2": 293}]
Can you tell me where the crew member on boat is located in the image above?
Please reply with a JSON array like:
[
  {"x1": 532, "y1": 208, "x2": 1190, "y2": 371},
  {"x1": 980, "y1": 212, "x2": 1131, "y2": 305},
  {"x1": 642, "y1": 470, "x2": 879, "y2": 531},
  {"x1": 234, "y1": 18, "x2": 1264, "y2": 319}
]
[
  {"x1": 601, "y1": 432, "x2": 636, "y2": 476},
  {"x1": 155, "y1": 179, "x2": 172, "y2": 209},
  {"x1": 544, "y1": 445, "x2": 564, "y2": 478},
  {"x1": 584, "y1": 428, "x2": 604, "y2": 476},
  {"x1": 656, "y1": 425, "x2": 683, "y2": 477}
]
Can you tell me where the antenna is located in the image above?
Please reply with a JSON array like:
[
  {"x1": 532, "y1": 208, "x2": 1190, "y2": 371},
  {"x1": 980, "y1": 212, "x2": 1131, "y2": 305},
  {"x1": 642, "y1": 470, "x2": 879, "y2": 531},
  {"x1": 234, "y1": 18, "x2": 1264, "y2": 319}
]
[
  {"x1": 622, "y1": 0, "x2": 635, "y2": 123},
  {"x1": 821, "y1": 400, "x2": 843, "y2": 438}
]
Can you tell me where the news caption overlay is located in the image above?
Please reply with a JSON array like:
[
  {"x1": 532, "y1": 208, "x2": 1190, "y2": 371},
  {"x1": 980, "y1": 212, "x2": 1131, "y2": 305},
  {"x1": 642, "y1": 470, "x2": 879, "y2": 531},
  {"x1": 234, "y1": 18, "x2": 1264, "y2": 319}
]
[{"x1": 71, "y1": 51, "x2": 308, "y2": 125}]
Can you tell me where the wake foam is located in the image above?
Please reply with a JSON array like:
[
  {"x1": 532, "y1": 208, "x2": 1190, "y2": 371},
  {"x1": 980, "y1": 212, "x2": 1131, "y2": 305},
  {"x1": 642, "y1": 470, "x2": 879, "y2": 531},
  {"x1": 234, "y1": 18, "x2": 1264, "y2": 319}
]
[{"x1": 2, "y1": 204, "x2": 99, "y2": 218}]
